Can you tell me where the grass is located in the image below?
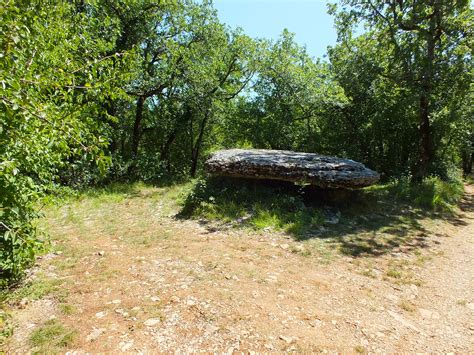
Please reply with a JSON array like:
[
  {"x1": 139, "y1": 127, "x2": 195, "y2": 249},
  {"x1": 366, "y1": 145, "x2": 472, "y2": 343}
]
[
  {"x1": 39, "y1": 181, "x2": 191, "y2": 253},
  {"x1": 399, "y1": 299, "x2": 416, "y2": 312},
  {"x1": 354, "y1": 345, "x2": 367, "y2": 354},
  {"x1": 0, "y1": 272, "x2": 69, "y2": 348},
  {"x1": 0, "y1": 309, "x2": 13, "y2": 346},
  {"x1": 42, "y1": 176, "x2": 464, "y2": 254},
  {"x1": 46, "y1": 181, "x2": 191, "y2": 217},
  {"x1": 383, "y1": 259, "x2": 422, "y2": 286},
  {"x1": 0, "y1": 276, "x2": 68, "y2": 305},
  {"x1": 58, "y1": 303, "x2": 76, "y2": 315},
  {"x1": 385, "y1": 268, "x2": 403, "y2": 279},
  {"x1": 380, "y1": 175, "x2": 464, "y2": 212},
  {"x1": 360, "y1": 268, "x2": 377, "y2": 279},
  {"x1": 29, "y1": 319, "x2": 77, "y2": 352}
]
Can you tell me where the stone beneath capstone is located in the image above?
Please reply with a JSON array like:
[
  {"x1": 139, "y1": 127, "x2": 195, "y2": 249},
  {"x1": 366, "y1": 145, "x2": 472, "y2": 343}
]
[{"x1": 204, "y1": 149, "x2": 380, "y2": 189}]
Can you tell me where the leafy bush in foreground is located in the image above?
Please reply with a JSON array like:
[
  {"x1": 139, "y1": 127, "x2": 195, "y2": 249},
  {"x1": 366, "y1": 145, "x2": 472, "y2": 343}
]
[{"x1": 0, "y1": 1, "x2": 127, "y2": 285}]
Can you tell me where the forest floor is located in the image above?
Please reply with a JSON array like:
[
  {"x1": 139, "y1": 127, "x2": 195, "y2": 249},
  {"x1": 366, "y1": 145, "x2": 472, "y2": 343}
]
[{"x1": 1, "y1": 183, "x2": 473, "y2": 353}]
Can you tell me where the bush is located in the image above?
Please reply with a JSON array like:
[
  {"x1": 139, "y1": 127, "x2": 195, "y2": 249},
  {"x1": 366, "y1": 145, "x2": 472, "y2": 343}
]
[
  {"x1": 388, "y1": 173, "x2": 464, "y2": 211},
  {"x1": 0, "y1": 1, "x2": 126, "y2": 286},
  {"x1": 0, "y1": 170, "x2": 45, "y2": 287}
]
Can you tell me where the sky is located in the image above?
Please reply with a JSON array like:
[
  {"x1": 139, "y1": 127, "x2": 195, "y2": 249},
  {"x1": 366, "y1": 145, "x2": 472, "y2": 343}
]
[{"x1": 212, "y1": 0, "x2": 337, "y2": 59}]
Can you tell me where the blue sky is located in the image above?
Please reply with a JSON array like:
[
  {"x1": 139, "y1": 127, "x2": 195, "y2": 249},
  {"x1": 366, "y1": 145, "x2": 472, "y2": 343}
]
[{"x1": 212, "y1": 0, "x2": 337, "y2": 59}]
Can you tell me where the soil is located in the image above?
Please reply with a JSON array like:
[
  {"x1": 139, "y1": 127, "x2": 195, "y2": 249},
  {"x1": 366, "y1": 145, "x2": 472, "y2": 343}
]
[{"x1": 2, "y1": 185, "x2": 473, "y2": 353}]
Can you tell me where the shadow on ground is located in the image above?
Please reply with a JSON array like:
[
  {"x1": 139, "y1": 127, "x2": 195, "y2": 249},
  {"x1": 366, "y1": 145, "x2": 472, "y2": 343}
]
[{"x1": 178, "y1": 177, "x2": 470, "y2": 257}]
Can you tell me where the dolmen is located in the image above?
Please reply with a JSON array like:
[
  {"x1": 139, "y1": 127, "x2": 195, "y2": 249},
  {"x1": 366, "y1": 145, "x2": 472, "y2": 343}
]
[{"x1": 205, "y1": 149, "x2": 380, "y2": 189}]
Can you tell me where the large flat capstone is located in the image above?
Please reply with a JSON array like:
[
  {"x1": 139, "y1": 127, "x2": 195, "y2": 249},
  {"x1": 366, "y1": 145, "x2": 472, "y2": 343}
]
[{"x1": 205, "y1": 149, "x2": 380, "y2": 188}]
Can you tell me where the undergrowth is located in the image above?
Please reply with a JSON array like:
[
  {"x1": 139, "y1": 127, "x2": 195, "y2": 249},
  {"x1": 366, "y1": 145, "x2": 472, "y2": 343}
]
[
  {"x1": 179, "y1": 177, "x2": 325, "y2": 235},
  {"x1": 371, "y1": 174, "x2": 464, "y2": 211},
  {"x1": 0, "y1": 309, "x2": 13, "y2": 347},
  {"x1": 179, "y1": 175, "x2": 465, "y2": 238}
]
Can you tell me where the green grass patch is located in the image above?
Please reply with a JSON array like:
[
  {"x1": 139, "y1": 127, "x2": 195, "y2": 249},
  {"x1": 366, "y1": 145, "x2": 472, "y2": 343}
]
[
  {"x1": 354, "y1": 345, "x2": 368, "y2": 354},
  {"x1": 0, "y1": 276, "x2": 67, "y2": 305},
  {"x1": 385, "y1": 268, "x2": 403, "y2": 279},
  {"x1": 399, "y1": 299, "x2": 416, "y2": 312},
  {"x1": 47, "y1": 181, "x2": 190, "y2": 209},
  {"x1": 58, "y1": 303, "x2": 76, "y2": 315},
  {"x1": 29, "y1": 319, "x2": 77, "y2": 351},
  {"x1": 383, "y1": 259, "x2": 422, "y2": 285}
]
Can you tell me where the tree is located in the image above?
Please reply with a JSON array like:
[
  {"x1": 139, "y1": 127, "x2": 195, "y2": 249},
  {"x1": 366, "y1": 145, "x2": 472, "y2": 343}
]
[
  {"x1": 328, "y1": 34, "x2": 420, "y2": 176},
  {"x1": 183, "y1": 29, "x2": 259, "y2": 176},
  {"x1": 0, "y1": 0, "x2": 128, "y2": 282},
  {"x1": 224, "y1": 30, "x2": 346, "y2": 154},
  {"x1": 109, "y1": 1, "x2": 260, "y2": 179},
  {"x1": 329, "y1": 0, "x2": 473, "y2": 180}
]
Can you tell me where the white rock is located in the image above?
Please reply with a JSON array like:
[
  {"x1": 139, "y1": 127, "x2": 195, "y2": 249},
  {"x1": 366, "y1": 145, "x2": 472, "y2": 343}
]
[
  {"x1": 386, "y1": 294, "x2": 399, "y2": 302},
  {"x1": 186, "y1": 299, "x2": 196, "y2": 306},
  {"x1": 325, "y1": 216, "x2": 340, "y2": 225},
  {"x1": 95, "y1": 311, "x2": 107, "y2": 319},
  {"x1": 86, "y1": 328, "x2": 106, "y2": 342},
  {"x1": 309, "y1": 319, "x2": 323, "y2": 327},
  {"x1": 144, "y1": 318, "x2": 161, "y2": 327},
  {"x1": 170, "y1": 296, "x2": 180, "y2": 303},
  {"x1": 294, "y1": 244, "x2": 305, "y2": 252}
]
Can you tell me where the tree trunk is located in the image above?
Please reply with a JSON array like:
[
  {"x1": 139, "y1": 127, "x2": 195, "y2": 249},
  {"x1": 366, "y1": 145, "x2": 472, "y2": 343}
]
[
  {"x1": 161, "y1": 130, "x2": 177, "y2": 162},
  {"x1": 160, "y1": 107, "x2": 192, "y2": 170},
  {"x1": 190, "y1": 111, "x2": 209, "y2": 177},
  {"x1": 462, "y1": 151, "x2": 473, "y2": 175},
  {"x1": 413, "y1": 17, "x2": 437, "y2": 182},
  {"x1": 415, "y1": 94, "x2": 432, "y2": 181}
]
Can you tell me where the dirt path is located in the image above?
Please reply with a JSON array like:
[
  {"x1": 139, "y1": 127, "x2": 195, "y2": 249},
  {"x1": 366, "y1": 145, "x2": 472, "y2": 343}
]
[
  {"x1": 2, "y1": 185, "x2": 473, "y2": 353},
  {"x1": 406, "y1": 184, "x2": 473, "y2": 352}
]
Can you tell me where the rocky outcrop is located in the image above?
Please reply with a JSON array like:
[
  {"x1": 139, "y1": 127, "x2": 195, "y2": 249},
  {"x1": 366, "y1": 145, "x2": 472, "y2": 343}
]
[{"x1": 205, "y1": 149, "x2": 380, "y2": 188}]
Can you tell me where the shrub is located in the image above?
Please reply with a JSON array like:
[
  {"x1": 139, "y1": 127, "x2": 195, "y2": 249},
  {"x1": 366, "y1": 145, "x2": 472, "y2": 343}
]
[
  {"x1": 0, "y1": 1, "x2": 126, "y2": 285},
  {"x1": 388, "y1": 173, "x2": 464, "y2": 211}
]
